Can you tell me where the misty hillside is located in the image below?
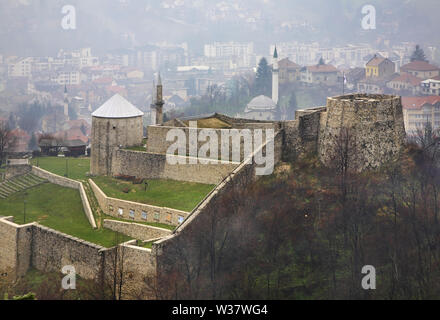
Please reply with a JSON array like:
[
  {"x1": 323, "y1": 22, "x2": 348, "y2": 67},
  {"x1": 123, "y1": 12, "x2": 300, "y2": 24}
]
[{"x1": 0, "y1": 0, "x2": 439, "y2": 55}]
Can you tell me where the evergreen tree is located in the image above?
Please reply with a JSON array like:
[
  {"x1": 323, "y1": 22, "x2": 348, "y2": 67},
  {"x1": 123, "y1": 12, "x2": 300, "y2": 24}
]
[
  {"x1": 255, "y1": 58, "x2": 272, "y2": 97},
  {"x1": 411, "y1": 45, "x2": 428, "y2": 62},
  {"x1": 318, "y1": 57, "x2": 325, "y2": 65},
  {"x1": 28, "y1": 133, "x2": 38, "y2": 151}
]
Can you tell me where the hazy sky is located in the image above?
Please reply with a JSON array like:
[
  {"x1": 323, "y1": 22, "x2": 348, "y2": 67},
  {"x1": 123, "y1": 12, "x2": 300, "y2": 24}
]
[{"x1": 0, "y1": 0, "x2": 439, "y2": 56}]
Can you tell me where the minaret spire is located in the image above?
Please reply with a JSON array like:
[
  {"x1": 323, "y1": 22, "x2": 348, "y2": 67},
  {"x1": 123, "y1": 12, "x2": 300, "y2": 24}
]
[
  {"x1": 154, "y1": 73, "x2": 164, "y2": 125},
  {"x1": 64, "y1": 85, "x2": 69, "y2": 118},
  {"x1": 272, "y1": 46, "x2": 279, "y2": 105}
]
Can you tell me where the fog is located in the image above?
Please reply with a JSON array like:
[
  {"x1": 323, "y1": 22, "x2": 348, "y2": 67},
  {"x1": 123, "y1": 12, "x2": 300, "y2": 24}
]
[{"x1": 0, "y1": 0, "x2": 439, "y2": 56}]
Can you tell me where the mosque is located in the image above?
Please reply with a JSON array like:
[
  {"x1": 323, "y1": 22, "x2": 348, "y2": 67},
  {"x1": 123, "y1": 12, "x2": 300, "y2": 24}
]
[{"x1": 241, "y1": 47, "x2": 279, "y2": 121}]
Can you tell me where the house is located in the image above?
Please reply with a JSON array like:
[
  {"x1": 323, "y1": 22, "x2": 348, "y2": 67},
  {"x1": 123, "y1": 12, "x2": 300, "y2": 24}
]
[
  {"x1": 400, "y1": 61, "x2": 440, "y2": 80},
  {"x1": 358, "y1": 75, "x2": 395, "y2": 94},
  {"x1": 345, "y1": 67, "x2": 366, "y2": 89},
  {"x1": 277, "y1": 58, "x2": 301, "y2": 83},
  {"x1": 386, "y1": 73, "x2": 422, "y2": 95},
  {"x1": 365, "y1": 55, "x2": 395, "y2": 78},
  {"x1": 301, "y1": 64, "x2": 339, "y2": 86},
  {"x1": 421, "y1": 76, "x2": 440, "y2": 96},
  {"x1": 402, "y1": 96, "x2": 440, "y2": 134}
]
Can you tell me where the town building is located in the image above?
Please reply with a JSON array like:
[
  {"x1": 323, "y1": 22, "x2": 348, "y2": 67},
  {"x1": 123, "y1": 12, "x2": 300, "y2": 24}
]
[
  {"x1": 402, "y1": 96, "x2": 440, "y2": 134},
  {"x1": 386, "y1": 73, "x2": 422, "y2": 95},
  {"x1": 400, "y1": 61, "x2": 440, "y2": 80},
  {"x1": 421, "y1": 77, "x2": 440, "y2": 96},
  {"x1": 365, "y1": 55, "x2": 396, "y2": 78},
  {"x1": 301, "y1": 63, "x2": 339, "y2": 86}
]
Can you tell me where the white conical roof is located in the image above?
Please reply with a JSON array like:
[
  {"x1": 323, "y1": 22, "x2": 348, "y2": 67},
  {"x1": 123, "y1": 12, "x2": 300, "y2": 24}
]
[{"x1": 92, "y1": 94, "x2": 144, "y2": 119}]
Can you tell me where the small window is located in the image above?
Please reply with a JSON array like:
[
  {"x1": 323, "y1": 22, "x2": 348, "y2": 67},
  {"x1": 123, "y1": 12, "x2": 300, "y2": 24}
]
[
  {"x1": 129, "y1": 210, "x2": 135, "y2": 219},
  {"x1": 141, "y1": 211, "x2": 147, "y2": 220},
  {"x1": 154, "y1": 212, "x2": 160, "y2": 221},
  {"x1": 118, "y1": 208, "x2": 123, "y2": 216},
  {"x1": 178, "y1": 216, "x2": 185, "y2": 224}
]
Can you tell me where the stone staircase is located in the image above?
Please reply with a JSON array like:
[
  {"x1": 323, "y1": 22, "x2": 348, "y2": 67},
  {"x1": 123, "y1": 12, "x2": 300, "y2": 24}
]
[{"x1": 0, "y1": 174, "x2": 48, "y2": 199}]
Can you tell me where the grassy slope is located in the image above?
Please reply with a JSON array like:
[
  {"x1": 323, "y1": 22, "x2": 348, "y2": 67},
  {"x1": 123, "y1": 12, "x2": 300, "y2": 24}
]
[
  {"x1": 93, "y1": 176, "x2": 215, "y2": 212},
  {"x1": 0, "y1": 183, "x2": 130, "y2": 247},
  {"x1": 31, "y1": 157, "x2": 90, "y2": 181}
]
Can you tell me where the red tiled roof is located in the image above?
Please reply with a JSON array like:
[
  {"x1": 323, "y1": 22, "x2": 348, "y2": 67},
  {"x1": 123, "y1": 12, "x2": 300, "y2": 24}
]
[
  {"x1": 54, "y1": 128, "x2": 88, "y2": 144},
  {"x1": 367, "y1": 56, "x2": 386, "y2": 67},
  {"x1": 401, "y1": 61, "x2": 440, "y2": 72},
  {"x1": 278, "y1": 58, "x2": 301, "y2": 69},
  {"x1": 10, "y1": 128, "x2": 30, "y2": 139},
  {"x1": 402, "y1": 96, "x2": 440, "y2": 110},
  {"x1": 389, "y1": 74, "x2": 423, "y2": 86},
  {"x1": 307, "y1": 64, "x2": 338, "y2": 73},
  {"x1": 93, "y1": 77, "x2": 114, "y2": 85},
  {"x1": 106, "y1": 85, "x2": 127, "y2": 96}
]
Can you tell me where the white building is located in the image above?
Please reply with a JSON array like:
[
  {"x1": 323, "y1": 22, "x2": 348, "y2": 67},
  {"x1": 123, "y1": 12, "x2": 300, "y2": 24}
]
[
  {"x1": 421, "y1": 78, "x2": 440, "y2": 96},
  {"x1": 8, "y1": 57, "x2": 33, "y2": 78}
]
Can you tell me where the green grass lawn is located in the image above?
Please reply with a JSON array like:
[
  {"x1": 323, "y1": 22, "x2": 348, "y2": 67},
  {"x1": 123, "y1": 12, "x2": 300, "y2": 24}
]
[
  {"x1": 93, "y1": 176, "x2": 215, "y2": 212},
  {"x1": 31, "y1": 157, "x2": 90, "y2": 181},
  {"x1": 0, "y1": 183, "x2": 130, "y2": 247}
]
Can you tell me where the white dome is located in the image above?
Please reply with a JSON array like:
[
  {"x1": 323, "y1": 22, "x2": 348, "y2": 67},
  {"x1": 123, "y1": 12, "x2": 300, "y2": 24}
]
[
  {"x1": 92, "y1": 94, "x2": 144, "y2": 119},
  {"x1": 246, "y1": 95, "x2": 277, "y2": 111}
]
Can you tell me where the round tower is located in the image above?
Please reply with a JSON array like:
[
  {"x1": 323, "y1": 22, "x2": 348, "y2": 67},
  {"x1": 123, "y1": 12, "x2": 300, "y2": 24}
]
[
  {"x1": 91, "y1": 94, "x2": 144, "y2": 176},
  {"x1": 318, "y1": 94, "x2": 407, "y2": 171}
]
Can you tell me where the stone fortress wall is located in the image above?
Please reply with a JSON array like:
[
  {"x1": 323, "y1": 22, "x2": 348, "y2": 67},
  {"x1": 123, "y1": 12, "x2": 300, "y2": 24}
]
[
  {"x1": 111, "y1": 150, "x2": 240, "y2": 185},
  {"x1": 89, "y1": 179, "x2": 190, "y2": 226},
  {"x1": 0, "y1": 216, "x2": 157, "y2": 298},
  {"x1": 0, "y1": 94, "x2": 407, "y2": 299},
  {"x1": 103, "y1": 219, "x2": 171, "y2": 241}
]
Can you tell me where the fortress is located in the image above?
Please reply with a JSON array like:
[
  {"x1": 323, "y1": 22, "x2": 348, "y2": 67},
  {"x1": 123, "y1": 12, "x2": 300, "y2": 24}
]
[{"x1": 0, "y1": 90, "x2": 407, "y2": 298}]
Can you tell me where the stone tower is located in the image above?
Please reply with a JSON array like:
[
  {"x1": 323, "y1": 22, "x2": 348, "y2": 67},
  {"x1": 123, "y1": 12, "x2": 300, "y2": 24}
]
[
  {"x1": 272, "y1": 46, "x2": 279, "y2": 105},
  {"x1": 318, "y1": 94, "x2": 407, "y2": 171},
  {"x1": 91, "y1": 94, "x2": 144, "y2": 176}
]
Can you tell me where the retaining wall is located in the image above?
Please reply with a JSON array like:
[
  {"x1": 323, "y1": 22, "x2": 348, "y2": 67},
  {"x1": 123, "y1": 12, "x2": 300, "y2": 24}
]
[
  {"x1": 89, "y1": 179, "x2": 189, "y2": 227},
  {"x1": 103, "y1": 219, "x2": 171, "y2": 241}
]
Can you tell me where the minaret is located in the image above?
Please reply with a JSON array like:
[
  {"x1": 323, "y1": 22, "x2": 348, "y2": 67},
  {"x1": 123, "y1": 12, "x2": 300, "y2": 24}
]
[
  {"x1": 272, "y1": 46, "x2": 279, "y2": 105},
  {"x1": 64, "y1": 85, "x2": 69, "y2": 119},
  {"x1": 155, "y1": 73, "x2": 164, "y2": 125}
]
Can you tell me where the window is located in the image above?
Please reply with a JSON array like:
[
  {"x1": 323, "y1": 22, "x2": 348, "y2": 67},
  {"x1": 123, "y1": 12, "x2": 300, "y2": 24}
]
[
  {"x1": 154, "y1": 212, "x2": 160, "y2": 221},
  {"x1": 129, "y1": 210, "x2": 135, "y2": 219},
  {"x1": 142, "y1": 211, "x2": 147, "y2": 220},
  {"x1": 166, "y1": 213, "x2": 172, "y2": 223},
  {"x1": 118, "y1": 208, "x2": 123, "y2": 216},
  {"x1": 178, "y1": 216, "x2": 185, "y2": 224}
]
